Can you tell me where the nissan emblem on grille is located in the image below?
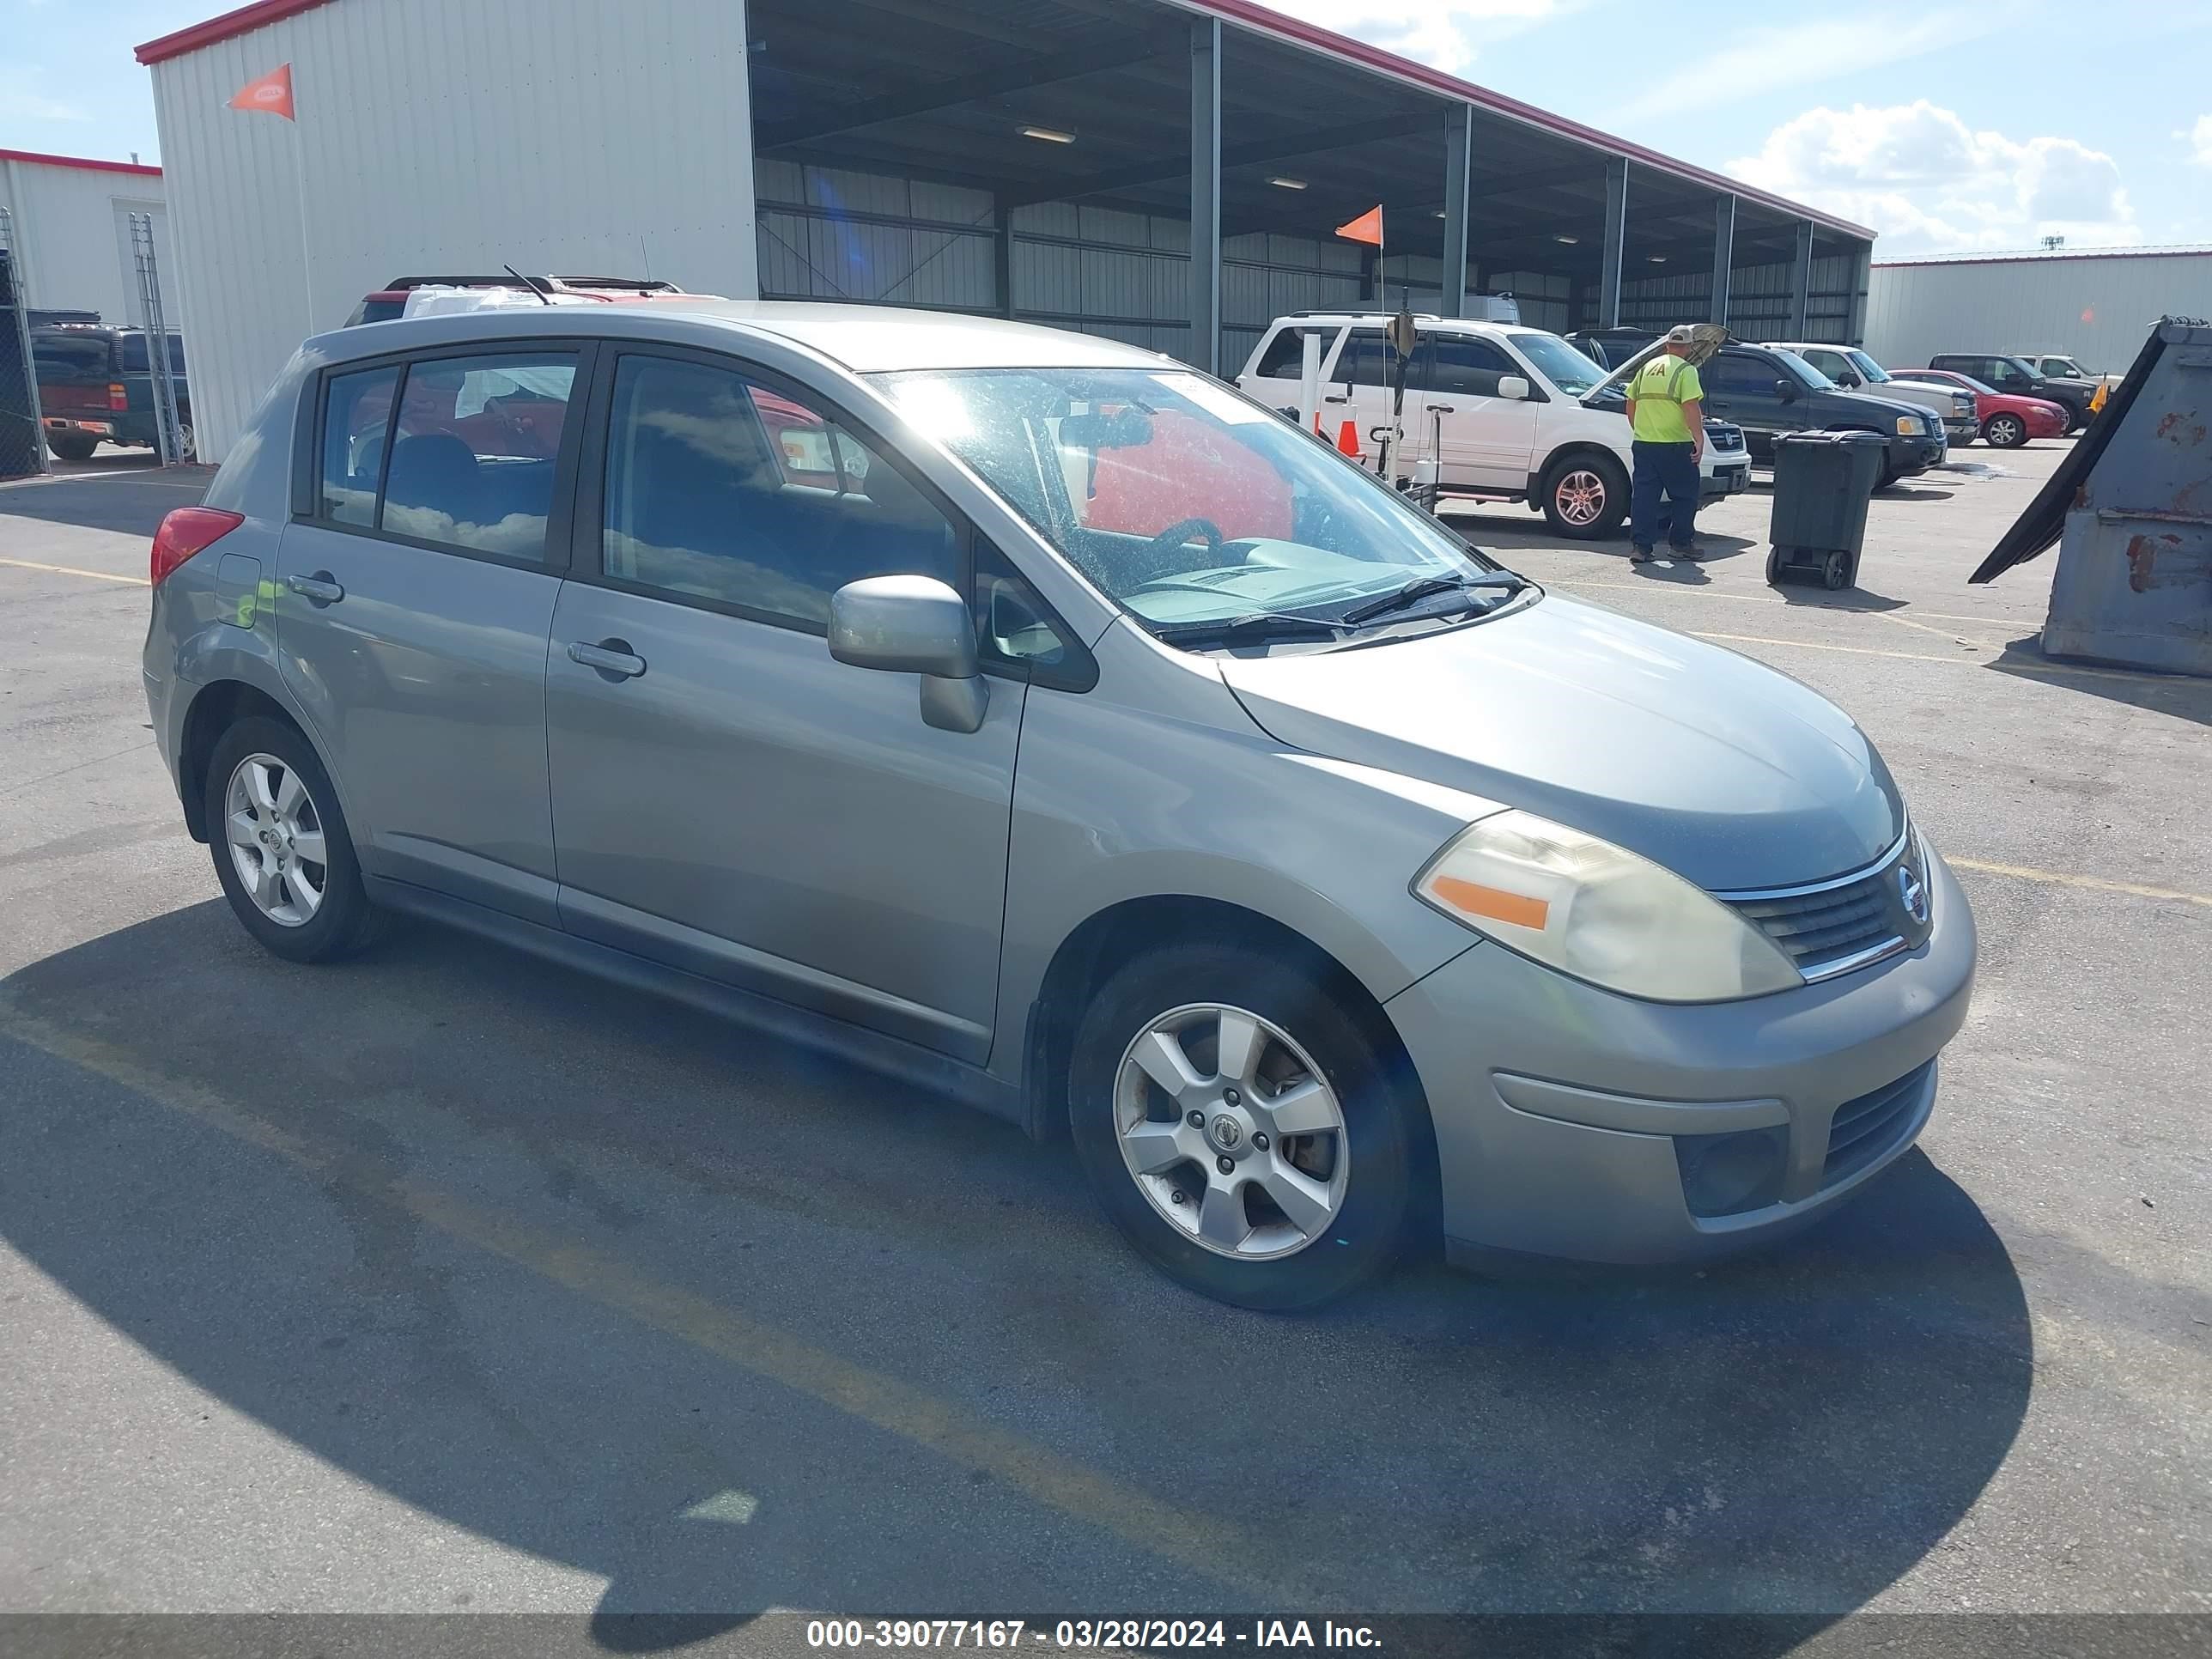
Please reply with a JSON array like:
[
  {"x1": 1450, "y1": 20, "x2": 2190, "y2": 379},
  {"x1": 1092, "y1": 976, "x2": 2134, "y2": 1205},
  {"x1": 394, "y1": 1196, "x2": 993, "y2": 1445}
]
[{"x1": 1898, "y1": 864, "x2": 1929, "y2": 926}]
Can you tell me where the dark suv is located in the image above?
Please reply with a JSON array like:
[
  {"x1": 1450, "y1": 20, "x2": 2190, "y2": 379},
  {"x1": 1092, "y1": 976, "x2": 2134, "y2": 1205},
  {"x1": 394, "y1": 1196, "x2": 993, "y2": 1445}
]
[
  {"x1": 1690, "y1": 343, "x2": 1946, "y2": 487},
  {"x1": 30, "y1": 325, "x2": 191, "y2": 461},
  {"x1": 1926, "y1": 354, "x2": 2095, "y2": 432}
]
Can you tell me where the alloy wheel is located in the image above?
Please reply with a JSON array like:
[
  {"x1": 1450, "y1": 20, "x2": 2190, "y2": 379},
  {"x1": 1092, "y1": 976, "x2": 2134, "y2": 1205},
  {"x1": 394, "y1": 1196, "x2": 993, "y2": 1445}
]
[
  {"x1": 1113, "y1": 1002, "x2": 1349, "y2": 1260},
  {"x1": 223, "y1": 752, "x2": 329, "y2": 927},
  {"x1": 1555, "y1": 470, "x2": 1607, "y2": 526},
  {"x1": 1990, "y1": 416, "x2": 2023, "y2": 447}
]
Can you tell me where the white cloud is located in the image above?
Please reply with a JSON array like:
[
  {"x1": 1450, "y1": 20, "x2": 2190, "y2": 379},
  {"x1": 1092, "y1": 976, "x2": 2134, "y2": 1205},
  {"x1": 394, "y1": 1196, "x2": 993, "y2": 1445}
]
[
  {"x1": 1615, "y1": 11, "x2": 2000, "y2": 125},
  {"x1": 0, "y1": 70, "x2": 88, "y2": 124},
  {"x1": 1244, "y1": 0, "x2": 1563, "y2": 74},
  {"x1": 1727, "y1": 102, "x2": 2139, "y2": 254},
  {"x1": 2185, "y1": 114, "x2": 2212, "y2": 167}
]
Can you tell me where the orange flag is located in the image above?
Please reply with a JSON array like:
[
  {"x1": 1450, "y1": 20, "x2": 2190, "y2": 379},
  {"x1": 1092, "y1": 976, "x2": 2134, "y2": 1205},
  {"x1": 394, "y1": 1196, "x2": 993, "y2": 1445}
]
[
  {"x1": 228, "y1": 64, "x2": 295, "y2": 121},
  {"x1": 1335, "y1": 205, "x2": 1383, "y2": 246}
]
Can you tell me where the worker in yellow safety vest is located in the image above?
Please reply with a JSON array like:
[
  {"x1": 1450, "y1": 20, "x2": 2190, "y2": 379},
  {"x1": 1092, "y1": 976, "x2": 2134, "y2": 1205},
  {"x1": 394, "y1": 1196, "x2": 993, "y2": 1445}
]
[{"x1": 1622, "y1": 324, "x2": 1708, "y2": 564}]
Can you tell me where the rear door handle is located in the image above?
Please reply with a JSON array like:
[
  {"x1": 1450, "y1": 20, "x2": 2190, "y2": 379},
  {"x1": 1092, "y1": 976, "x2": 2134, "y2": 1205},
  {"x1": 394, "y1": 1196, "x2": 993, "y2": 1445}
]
[
  {"x1": 1324, "y1": 393, "x2": 1352, "y2": 405},
  {"x1": 568, "y1": 638, "x2": 647, "y2": 680},
  {"x1": 286, "y1": 571, "x2": 344, "y2": 605}
]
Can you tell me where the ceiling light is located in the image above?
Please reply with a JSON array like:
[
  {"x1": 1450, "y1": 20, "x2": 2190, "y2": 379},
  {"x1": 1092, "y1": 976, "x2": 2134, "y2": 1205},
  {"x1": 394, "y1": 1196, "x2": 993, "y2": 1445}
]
[
  {"x1": 1647, "y1": 254, "x2": 1668, "y2": 263},
  {"x1": 1267, "y1": 176, "x2": 1308, "y2": 190},
  {"x1": 1019, "y1": 126, "x2": 1076, "y2": 144},
  {"x1": 1554, "y1": 234, "x2": 1579, "y2": 246},
  {"x1": 1434, "y1": 210, "x2": 1448, "y2": 219}
]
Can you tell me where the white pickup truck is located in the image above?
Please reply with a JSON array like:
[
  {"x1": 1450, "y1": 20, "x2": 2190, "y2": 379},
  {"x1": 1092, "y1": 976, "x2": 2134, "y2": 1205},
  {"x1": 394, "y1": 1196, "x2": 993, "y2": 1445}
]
[
  {"x1": 1237, "y1": 312, "x2": 1751, "y2": 538},
  {"x1": 1769, "y1": 342, "x2": 1980, "y2": 447}
]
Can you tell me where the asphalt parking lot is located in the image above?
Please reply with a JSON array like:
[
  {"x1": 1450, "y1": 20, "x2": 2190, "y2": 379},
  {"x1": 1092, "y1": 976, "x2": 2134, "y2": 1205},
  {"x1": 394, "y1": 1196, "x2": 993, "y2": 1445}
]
[{"x1": 1, "y1": 441, "x2": 2207, "y2": 1642}]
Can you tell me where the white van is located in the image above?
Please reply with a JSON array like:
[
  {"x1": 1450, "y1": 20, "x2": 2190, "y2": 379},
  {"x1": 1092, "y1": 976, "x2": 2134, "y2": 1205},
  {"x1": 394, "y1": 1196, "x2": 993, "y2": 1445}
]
[
  {"x1": 1237, "y1": 313, "x2": 1751, "y2": 538},
  {"x1": 1768, "y1": 342, "x2": 1978, "y2": 447}
]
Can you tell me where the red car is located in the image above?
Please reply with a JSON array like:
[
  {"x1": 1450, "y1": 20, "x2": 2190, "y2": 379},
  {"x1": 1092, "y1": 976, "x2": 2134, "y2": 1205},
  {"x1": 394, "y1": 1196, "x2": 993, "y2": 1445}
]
[{"x1": 1891, "y1": 368, "x2": 2068, "y2": 449}]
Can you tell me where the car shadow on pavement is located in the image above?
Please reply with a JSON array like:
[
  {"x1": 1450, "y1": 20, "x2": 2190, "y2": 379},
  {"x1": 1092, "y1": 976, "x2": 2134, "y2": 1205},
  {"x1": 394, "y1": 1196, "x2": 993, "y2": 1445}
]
[
  {"x1": 1986, "y1": 635, "x2": 2212, "y2": 730},
  {"x1": 0, "y1": 901, "x2": 2033, "y2": 1644},
  {"x1": 1878, "y1": 487, "x2": 1957, "y2": 503}
]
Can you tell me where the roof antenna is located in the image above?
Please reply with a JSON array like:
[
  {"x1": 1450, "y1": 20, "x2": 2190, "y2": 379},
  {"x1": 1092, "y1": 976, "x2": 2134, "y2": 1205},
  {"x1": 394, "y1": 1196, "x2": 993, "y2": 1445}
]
[{"x1": 502, "y1": 264, "x2": 553, "y2": 305}]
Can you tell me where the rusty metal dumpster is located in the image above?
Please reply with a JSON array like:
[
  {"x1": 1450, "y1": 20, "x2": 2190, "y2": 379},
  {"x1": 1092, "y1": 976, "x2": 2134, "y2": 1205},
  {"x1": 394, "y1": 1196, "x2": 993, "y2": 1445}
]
[{"x1": 1971, "y1": 317, "x2": 2211, "y2": 676}]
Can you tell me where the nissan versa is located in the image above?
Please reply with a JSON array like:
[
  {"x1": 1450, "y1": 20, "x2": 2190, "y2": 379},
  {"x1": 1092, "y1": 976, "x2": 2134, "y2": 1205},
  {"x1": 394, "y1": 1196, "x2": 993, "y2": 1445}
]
[{"x1": 142, "y1": 302, "x2": 1977, "y2": 1309}]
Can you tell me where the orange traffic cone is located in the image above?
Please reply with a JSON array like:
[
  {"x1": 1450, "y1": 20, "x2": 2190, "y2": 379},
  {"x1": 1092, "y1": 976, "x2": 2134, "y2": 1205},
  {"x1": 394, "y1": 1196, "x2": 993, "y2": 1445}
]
[{"x1": 1336, "y1": 419, "x2": 1361, "y2": 459}]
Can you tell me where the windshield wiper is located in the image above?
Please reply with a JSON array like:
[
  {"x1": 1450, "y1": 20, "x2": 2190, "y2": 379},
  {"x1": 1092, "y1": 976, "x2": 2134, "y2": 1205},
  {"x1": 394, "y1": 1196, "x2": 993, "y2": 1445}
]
[
  {"x1": 1340, "y1": 571, "x2": 1530, "y2": 626},
  {"x1": 1152, "y1": 611, "x2": 1346, "y2": 649}
]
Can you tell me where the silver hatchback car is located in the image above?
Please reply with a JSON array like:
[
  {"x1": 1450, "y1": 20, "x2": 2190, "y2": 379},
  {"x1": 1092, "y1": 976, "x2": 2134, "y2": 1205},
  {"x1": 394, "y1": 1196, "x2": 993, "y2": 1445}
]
[{"x1": 143, "y1": 302, "x2": 1975, "y2": 1309}]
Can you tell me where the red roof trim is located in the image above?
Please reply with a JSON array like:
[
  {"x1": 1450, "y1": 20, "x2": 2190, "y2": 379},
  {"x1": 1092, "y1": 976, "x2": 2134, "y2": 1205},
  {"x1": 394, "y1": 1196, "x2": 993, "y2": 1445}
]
[
  {"x1": 137, "y1": 0, "x2": 327, "y2": 64},
  {"x1": 0, "y1": 148, "x2": 162, "y2": 178},
  {"x1": 131, "y1": 0, "x2": 1869, "y2": 240}
]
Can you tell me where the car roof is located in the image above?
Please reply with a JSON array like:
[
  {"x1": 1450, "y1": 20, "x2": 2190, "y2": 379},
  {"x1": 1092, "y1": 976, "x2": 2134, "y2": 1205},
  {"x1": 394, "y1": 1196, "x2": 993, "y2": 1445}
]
[{"x1": 315, "y1": 299, "x2": 1171, "y2": 374}]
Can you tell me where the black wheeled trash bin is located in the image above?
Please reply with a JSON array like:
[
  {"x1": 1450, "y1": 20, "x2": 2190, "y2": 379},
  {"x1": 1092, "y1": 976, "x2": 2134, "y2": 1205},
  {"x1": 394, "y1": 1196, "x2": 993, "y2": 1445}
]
[{"x1": 1766, "y1": 430, "x2": 1889, "y2": 590}]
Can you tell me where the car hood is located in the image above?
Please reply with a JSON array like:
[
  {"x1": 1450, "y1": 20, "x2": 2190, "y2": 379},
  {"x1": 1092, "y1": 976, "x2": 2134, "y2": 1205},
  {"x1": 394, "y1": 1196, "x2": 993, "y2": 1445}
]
[
  {"x1": 1828, "y1": 388, "x2": 1938, "y2": 423},
  {"x1": 1218, "y1": 594, "x2": 1903, "y2": 891}
]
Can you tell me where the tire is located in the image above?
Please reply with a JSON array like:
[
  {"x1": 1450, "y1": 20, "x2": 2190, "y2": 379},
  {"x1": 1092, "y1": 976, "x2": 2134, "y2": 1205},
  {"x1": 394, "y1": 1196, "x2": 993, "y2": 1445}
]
[
  {"x1": 1982, "y1": 413, "x2": 2027, "y2": 449},
  {"x1": 1765, "y1": 546, "x2": 1786, "y2": 586},
  {"x1": 47, "y1": 432, "x2": 98, "y2": 462},
  {"x1": 1067, "y1": 943, "x2": 1422, "y2": 1311},
  {"x1": 1539, "y1": 453, "x2": 1628, "y2": 539},
  {"x1": 1820, "y1": 549, "x2": 1851, "y2": 592},
  {"x1": 204, "y1": 715, "x2": 382, "y2": 963}
]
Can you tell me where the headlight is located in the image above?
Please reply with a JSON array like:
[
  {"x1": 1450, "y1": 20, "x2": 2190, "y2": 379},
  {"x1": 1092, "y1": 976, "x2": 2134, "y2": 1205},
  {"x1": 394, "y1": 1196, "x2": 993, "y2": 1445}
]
[
  {"x1": 1412, "y1": 810, "x2": 1803, "y2": 1003},
  {"x1": 1895, "y1": 415, "x2": 1923, "y2": 434}
]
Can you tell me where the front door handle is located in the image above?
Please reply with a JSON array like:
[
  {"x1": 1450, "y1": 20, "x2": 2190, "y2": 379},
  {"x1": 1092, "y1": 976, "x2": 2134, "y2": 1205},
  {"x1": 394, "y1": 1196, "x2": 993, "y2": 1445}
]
[
  {"x1": 568, "y1": 638, "x2": 647, "y2": 680},
  {"x1": 286, "y1": 571, "x2": 344, "y2": 606}
]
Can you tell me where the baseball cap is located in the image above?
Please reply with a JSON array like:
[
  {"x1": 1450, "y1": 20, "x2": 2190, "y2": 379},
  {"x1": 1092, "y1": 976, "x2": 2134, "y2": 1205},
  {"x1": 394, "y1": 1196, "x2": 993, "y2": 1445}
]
[{"x1": 1663, "y1": 325, "x2": 1698, "y2": 343}]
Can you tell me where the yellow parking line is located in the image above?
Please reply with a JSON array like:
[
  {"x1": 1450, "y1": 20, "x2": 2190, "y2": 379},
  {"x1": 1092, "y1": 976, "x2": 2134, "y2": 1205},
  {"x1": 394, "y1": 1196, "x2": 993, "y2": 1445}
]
[
  {"x1": 1948, "y1": 859, "x2": 2212, "y2": 909},
  {"x1": 1687, "y1": 629, "x2": 2190, "y2": 687},
  {"x1": 1561, "y1": 577, "x2": 2033, "y2": 631},
  {"x1": 0, "y1": 556, "x2": 149, "y2": 586},
  {"x1": 0, "y1": 989, "x2": 1310, "y2": 1604}
]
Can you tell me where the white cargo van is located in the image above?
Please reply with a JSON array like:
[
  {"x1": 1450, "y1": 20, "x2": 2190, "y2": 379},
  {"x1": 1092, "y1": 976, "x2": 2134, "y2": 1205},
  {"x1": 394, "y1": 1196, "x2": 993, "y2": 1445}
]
[{"x1": 1237, "y1": 313, "x2": 1750, "y2": 538}]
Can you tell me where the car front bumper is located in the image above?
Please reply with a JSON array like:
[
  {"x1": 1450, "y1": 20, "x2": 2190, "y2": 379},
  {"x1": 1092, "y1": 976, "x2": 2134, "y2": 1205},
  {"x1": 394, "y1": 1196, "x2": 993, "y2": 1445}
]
[
  {"x1": 1942, "y1": 418, "x2": 1978, "y2": 442},
  {"x1": 1890, "y1": 431, "x2": 1945, "y2": 475},
  {"x1": 1699, "y1": 455, "x2": 1751, "y2": 498},
  {"x1": 1386, "y1": 848, "x2": 1976, "y2": 1267}
]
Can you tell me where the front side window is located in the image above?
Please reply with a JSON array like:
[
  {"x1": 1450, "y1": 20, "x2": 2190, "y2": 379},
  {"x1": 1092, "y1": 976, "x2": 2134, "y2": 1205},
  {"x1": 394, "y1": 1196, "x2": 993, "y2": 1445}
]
[
  {"x1": 380, "y1": 354, "x2": 577, "y2": 557},
  {"x1": 878, "y1": 368, "x2": 1520, "y2": 642},
  {"x1": 318, "y1": 365, "x2": 399, "y2": 527},
  {"x1": 2042, "y1": 356, "x2": 2087, "y2": 379},
  {"x1": 1772, "y1": 349, "x2": 1835, "y2": 390},
  {"x1": 1844, "y1": 349, "x2": 1892, "y2": 384},
  {"x1": 1508, "y1": 331, "x2": 1606, "y2": 396},
  {"x1": 600, "y1": 354, "x2": 959, "y2": 628}
]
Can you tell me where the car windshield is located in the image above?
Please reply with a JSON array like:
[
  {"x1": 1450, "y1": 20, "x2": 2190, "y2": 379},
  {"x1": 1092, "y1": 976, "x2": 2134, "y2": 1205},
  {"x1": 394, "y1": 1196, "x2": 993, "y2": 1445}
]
[
  {"x1": 1844, "y1": 349, "x2": 1892, "y2": 383},
  {"x1": 1508, "y1": 331, "x2": 1607, "y2": 395},
  {"x1": 876, "y1": 368, "x2": 1514, "y2": 641},
  {"x1": 1774, "y1": 349, "x2": 1837, "y2": 390}
]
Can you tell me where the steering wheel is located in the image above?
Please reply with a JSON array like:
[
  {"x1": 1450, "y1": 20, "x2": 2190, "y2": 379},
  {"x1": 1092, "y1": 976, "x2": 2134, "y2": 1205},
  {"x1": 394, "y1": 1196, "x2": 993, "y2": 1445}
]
[{"x1": 1132, "y1": 517, "x2": 1226, "y2": 582}]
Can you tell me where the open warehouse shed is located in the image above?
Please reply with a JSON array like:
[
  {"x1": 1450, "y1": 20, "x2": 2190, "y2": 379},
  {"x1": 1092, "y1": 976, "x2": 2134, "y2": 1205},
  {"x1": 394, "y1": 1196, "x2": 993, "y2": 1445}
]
[
  {"x1": 139, "y1": 0, "x2": 1873, "y2": 461},
  {"x1": 1866, "y1": 245, "x2": 2212, "y2": 375},
  {"x1": 0, "y1": 150, "x2": 177, "y2": 328}
]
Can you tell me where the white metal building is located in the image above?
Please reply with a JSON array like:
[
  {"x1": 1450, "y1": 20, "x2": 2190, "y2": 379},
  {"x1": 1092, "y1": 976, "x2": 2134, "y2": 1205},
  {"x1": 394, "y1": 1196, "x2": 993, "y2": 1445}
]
[
  {"x1": 0, "y1": 150, "x2": 177, "y2": 326},
  {"x1": 1865, "y1": 246, "x2": 2212, "y2": 374},
  {"x1": 140, "y1": 0, "x2": 1871, "y2": 461}
]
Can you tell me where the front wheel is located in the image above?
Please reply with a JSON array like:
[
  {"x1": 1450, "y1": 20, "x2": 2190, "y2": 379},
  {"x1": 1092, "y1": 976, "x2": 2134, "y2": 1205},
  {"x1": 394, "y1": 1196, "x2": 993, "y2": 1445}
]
[
  {"x1": 1068, "y1": 945, "x2": 1423, "y2": 1310},
  {"x1": 1539, "y1": 453, "x2": 1628, "y2": 538},
  {"x1": 1982, "y1": 413, "x2": 2027, "y2": 448}
]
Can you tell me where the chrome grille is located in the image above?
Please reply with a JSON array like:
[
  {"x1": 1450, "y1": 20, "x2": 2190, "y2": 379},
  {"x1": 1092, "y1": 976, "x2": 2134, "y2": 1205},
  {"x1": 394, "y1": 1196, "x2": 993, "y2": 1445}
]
[
  {"x1": 1723, "y1": 830, "x2": 1932, "y2": 981},
  {"x1": 1823, "y1": 1062, "x2": 1933, "y2": 1184}
]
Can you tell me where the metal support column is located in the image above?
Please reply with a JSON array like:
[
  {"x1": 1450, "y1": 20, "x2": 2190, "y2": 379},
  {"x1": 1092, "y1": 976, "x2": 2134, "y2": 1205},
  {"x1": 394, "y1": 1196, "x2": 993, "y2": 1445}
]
[
  {"x1": 1710, "y1": 195, "x2": 1735, "y2": 325},
  {"x1": 994, "y1": 194, "x2": 1016, "y2": 320},
  {"x1": 1441, "y1": 105, "x2": 1473, "y2": 319},
  {"x1": 1846, "y1": 240, "x2": 1872, "y2": 344},
  {"x1": 1789, "y1": 219, "x2": 1814, "y2": 337},
  {"x1": 1188, "y1": 16, "x2": 1222, "y2": 375},
  {"x1": 1598, "y1": 156, "x2": 1627, "y2": 328},
  {"x1": 0, "y1": 205, "x2": 51, "y2": 478}
]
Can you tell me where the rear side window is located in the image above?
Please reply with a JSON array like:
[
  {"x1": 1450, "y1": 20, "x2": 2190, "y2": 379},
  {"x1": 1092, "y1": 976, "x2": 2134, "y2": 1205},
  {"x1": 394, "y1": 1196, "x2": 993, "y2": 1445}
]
[
  {"x1": 1253, "y1": 327, "x2": 1326, "y2": 380},
  {"x1": 599, "y1": 354, "x2": 959, "y2": 628},
  {"x1": 381, "y1": 355, "x2": 577, "y2": 557},
  {"x1": 318, "y1": 366, "x2": 399, "y2": 526}
]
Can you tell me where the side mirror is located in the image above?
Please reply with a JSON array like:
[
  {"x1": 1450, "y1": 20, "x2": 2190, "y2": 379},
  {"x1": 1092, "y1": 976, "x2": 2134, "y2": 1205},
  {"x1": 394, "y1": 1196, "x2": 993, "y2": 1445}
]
[
  {"x1": 1837, "y1": 371, "x2": 1862, "y2": 388},
  {"x1": 1495, "y1": 375, "x2": 1530, "y2": 402},
  {"x1": 829, "y1": 574, "x2": 988, "y2": 733},
  {"x1": 1775, "y1": 379, "x2": 1801, "y2": 403}
]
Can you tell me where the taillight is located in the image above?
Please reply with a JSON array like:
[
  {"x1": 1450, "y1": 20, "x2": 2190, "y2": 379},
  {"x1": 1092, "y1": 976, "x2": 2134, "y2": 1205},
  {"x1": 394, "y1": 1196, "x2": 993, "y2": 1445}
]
[
  {"x1": 150, "y1": 507, "x2": 244, "y2": 586},
  {"x1": 109, "y1": 382, "x2": 130, "y2": 411}
]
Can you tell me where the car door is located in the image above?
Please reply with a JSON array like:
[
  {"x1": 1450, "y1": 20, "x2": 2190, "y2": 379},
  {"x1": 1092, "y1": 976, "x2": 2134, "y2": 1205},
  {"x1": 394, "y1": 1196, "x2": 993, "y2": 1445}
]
[
  {"x1": 543, "y1": 345, "x2": 1024, "y2": 1064},
  {"x1": 1421, "y1": 333, "x2": 1537, "y2": 489},
  {"x1": 275, "y1": 344, "x2": 586, "y2": 925},
  {"x1": 1327, "y1": 327, "x2": 1401, "y2": 468},
  {"x1": 1700, "y1": 351, "x2": 1790, "y2": 454}
]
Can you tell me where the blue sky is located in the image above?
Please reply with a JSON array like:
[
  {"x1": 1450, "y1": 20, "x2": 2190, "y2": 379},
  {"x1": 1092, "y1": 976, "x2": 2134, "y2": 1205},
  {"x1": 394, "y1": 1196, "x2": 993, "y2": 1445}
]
[{"x1": 6, "y1": 0, "x2": 2209, "y2": 255}]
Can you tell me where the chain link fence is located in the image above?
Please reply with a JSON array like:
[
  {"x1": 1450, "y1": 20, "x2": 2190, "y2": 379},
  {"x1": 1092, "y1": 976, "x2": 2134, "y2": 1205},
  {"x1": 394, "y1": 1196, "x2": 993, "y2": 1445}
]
[{"x1": 0, "y1": 206, "x2": 51, "y2": 480}]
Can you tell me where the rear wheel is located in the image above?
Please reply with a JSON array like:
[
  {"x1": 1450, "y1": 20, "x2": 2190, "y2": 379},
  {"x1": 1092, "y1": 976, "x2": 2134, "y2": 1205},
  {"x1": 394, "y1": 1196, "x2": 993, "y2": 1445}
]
[
  {"x1": 1539, "y1": 453, "x2": 1628, "y2": 538},
  {"x1": 1068, "y1": 944, "x2": 1422, "y2": 1310},
  {"x1": 204, "y1": 716, "x2": 382, "y2": 963},
  {"x1": 1982, "y1": 412, "x2": 2027, "y2": 448},
  {"x1": 47, "y1": 433, "x2": 98, "y2": 462}
]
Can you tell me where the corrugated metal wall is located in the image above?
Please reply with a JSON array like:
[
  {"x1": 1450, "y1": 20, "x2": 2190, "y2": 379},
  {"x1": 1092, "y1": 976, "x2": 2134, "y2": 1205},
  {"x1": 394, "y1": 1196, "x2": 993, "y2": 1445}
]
[
  {"x1": 1865, "y1": 252, "x2": 2212, "y2": 371},
  {"x1": 150, "y1": 0, "x2": 759, "y2": 460},
  {"x1": 0, "y1": 160, "x2": 174, "y2": 325},
  {"x1": 1600, "y1": 252, "x2": 1861, "y2": 342}
]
